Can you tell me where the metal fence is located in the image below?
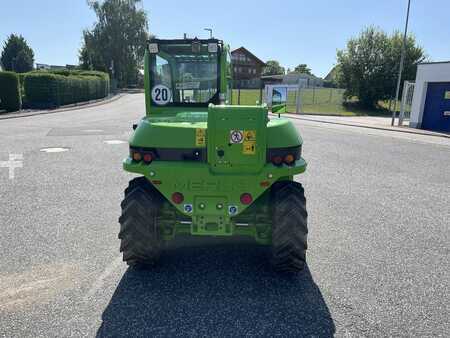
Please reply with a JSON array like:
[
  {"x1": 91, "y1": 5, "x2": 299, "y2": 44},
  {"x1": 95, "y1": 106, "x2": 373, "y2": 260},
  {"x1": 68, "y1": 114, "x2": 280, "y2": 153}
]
[
  {"x1": 398, "y1": 81, "x2": 415, "y2": 126},
  {"x1": 231, "y1": 78, "x2": 345, "y2": 114}
]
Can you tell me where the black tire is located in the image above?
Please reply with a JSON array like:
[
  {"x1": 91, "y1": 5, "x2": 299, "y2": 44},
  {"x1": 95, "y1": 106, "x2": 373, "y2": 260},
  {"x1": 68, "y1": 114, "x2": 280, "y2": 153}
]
[
  {"x1": 118, "y1": 177, "x2": 163, "y2": 267},
  {"x1": 270, "y1": 181, "x2": 308, "y2": 272}
]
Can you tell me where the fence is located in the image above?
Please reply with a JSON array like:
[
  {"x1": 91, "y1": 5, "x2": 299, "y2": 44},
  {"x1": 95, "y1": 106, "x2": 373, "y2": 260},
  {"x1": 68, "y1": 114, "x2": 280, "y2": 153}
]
[
  {"x1": 398, "y1": 81, "x2": 415, "y2": 126},
  {"x1": 231, "y1": 81, "x2": 345, "y2": 114},
  {"x1": 231, "y1": 88, "x2": 263, "y2": 105}
]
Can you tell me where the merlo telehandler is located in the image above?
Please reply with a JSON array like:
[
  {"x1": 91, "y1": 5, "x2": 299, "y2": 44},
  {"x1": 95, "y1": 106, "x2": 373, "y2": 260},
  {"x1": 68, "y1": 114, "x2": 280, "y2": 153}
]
[{"x1": 119, "y1": 38, "x2": 308, "y2": 271}]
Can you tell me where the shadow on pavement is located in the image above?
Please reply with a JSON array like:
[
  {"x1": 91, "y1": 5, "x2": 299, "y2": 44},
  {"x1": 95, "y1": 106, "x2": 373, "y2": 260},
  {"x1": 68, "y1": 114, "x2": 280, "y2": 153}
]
[{"x1": 97, "y1": 237, "x2": 335, "y2": 337}]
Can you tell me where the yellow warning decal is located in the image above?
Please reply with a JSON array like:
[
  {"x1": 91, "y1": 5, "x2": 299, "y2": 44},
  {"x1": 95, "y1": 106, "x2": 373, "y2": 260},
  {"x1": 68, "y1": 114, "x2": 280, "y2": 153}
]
[
  {"x1": 243, "y1": 141, "x2": 256, "y2": 155},
  {"x1": 196, "y1": 128, "x2": 206, "y2": 146},
  {"x1": 243, "y1": 130, "x2": 256, "y2": 141}
]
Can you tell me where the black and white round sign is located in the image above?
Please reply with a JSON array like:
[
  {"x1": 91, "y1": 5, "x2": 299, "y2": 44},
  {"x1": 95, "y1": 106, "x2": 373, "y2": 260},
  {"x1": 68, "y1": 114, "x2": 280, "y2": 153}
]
[
  {"x1": 151, "y1": 85, "x2": 171, "y2": 105},
  {"x1": 229, "y1": 130, "x2": 244, "y2": 144}
]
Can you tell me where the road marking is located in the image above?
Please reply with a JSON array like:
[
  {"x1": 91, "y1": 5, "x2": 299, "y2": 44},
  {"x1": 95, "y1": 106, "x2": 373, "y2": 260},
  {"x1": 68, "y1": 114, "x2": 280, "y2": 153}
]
[
  {"x1": 82, "y1": 129, "x2": 104, "y2": 133},
  {"x1": 0, "y1": 153, "x2": 23, "y2": 179},
  {"x1": 83, "y1": 256, "x2": 123, "y2": 302},
  {"x1": 0, "y1": 277, "x2": 62, "y2": 300},
  {"x1": 104, "y1": 140, "x2": 126, "y2": 145},
  {"x1": 40, "y1": 147, "x2": 70, "y2": 153},
  {"x1": 0, "y1": 264, "x2": 78, "y2": 311}
]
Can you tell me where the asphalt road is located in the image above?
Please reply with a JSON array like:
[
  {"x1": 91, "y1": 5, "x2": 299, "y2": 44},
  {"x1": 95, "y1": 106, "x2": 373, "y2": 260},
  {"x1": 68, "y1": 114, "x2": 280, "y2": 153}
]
[{"x1": 0, "y1": 93, "x2": 449, "y2": 337}]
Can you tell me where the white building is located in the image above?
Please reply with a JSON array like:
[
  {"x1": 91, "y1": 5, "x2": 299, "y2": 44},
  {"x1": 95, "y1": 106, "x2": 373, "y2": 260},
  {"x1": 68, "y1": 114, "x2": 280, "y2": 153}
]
[{"x1": 410, "y1": 61, "x2": 450, "y2": 132}]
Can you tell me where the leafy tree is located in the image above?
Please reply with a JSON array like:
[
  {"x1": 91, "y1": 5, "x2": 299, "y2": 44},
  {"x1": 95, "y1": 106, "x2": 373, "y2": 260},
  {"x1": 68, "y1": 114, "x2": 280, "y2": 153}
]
[
  {"x1": 294, "y1": 64, "x2": 312, "y2": 75},
  {"x1": 1, "y1": 34, "x2": 34, "y2": 73},
  {"x1": 324, "y1": 65, "x2": 341, "y2": 87},
  {"x1": 337, "y1": 26, "x2": 425, "y2": 108},
  {"x1": 262, "y1": 60, "x2": 285, "y2": 76},
  {"x1": 79, "y1": 0, "x2": 149, "y2": 87}
]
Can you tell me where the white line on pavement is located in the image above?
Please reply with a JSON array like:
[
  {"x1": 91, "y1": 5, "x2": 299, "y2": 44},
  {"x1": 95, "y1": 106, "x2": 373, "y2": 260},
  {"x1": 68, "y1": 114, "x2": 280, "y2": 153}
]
[{"x1": 83, "y1": 256, "x2": 124, "y2": 302}]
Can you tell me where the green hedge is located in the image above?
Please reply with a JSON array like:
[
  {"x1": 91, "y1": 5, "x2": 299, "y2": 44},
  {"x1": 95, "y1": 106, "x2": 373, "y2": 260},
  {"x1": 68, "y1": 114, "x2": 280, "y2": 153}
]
[
  {"x1": 23, "y1": 70, "x2": 110, "y2": 108},
  {"x1": 0, "y1": 71, "x2": 22, "y2": 112}
]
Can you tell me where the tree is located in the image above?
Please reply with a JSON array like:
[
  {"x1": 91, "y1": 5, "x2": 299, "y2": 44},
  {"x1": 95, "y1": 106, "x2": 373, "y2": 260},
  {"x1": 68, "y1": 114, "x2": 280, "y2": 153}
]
[
  {"x1": 324, "y1": 65, "x2": 341, "y2": 87},
  {"x1": 79, "y1": 0, "x2": 149, "y2": 87},
  {"x1": 262, "y1": 60, "x2": 285, "y2": 76},
  {"x1": 1, "y1": 34, "x2": 34, "y2": 73},
  {"x1": 337, "y1": 26, "x2": 425, "y2": 108},
  {"x1": 294, "y1": 64, "x2": 312, "y2": 75}
]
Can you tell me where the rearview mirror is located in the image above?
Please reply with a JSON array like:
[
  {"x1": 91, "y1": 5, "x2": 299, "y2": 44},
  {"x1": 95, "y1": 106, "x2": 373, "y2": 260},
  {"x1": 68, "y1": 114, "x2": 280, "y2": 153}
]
[
  {"x1": 271, "y1": 87, "x2": 287, "y2": 115},
  {"x1": 272, "y1": 87, "x2": 287, "y2": 105}
]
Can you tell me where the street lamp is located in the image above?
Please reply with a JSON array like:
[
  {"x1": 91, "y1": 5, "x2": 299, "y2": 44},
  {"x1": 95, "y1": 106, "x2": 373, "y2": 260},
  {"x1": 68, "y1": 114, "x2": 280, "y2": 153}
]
[
  {"x1": 204, "y1": 28, "x2": 213, "y2": 39},
  {"x1": 391, "y1": 0, "x2": 411, "y2": 126}
]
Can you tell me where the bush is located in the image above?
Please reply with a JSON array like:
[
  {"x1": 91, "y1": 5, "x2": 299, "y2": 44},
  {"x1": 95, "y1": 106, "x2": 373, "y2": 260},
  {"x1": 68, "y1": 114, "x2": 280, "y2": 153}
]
[
  {"x1": 322, "y1": 80, "x2": 338, "y2": 88},
  {"x1": 24, "y1": 70, "x2": 110, "y2": 108},
  {"x1": 0, "y1": 71, "x2": 22, "y2": 112}
]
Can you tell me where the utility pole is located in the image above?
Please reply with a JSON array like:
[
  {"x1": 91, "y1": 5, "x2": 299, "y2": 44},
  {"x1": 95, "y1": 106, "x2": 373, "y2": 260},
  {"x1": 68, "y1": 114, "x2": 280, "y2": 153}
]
[
  {"x1": 204, "y1": 28, "x2": 213, "y2": 39},
  {"x1": 391, "y1": 0, "x2": 411, "y2": 126}
]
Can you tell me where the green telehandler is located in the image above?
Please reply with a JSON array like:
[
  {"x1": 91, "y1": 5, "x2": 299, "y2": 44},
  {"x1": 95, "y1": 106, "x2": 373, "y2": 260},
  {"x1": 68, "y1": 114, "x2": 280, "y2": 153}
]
[{"x1": 119, "y1": 38, "x2": 308, "y2": 272}]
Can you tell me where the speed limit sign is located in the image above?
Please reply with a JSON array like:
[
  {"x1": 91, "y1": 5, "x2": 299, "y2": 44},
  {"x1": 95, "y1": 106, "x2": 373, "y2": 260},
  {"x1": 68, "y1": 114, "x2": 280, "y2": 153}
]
[{"x1": 151, "y1": 85, "x2": 171, "y2": 105}]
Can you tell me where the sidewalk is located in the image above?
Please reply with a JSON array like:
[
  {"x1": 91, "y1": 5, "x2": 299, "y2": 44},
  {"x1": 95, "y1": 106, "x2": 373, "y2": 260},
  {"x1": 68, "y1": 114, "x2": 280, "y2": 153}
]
[
  {"x1": 0, "y1": 93, "x2": 125, "y2": 120},
  {"x1": 276, "y1": 113, "x2": 450, "y2": 139}
]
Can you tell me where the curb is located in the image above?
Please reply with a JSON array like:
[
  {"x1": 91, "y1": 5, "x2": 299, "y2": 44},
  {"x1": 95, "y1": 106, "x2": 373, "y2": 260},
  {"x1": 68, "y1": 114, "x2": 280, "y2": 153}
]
[
  {"x1": 0, "y1": 93, "x2": 125, "y2": 120},
  {"x1": 271, "y1": 113, "x2": 450, "y2": 139}
]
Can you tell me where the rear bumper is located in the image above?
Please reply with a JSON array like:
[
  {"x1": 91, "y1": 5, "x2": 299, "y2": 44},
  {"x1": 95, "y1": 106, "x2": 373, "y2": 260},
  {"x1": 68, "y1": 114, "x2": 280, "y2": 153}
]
[{"x1": 123, "y1": 157, "x2": 307, "y2": 235}]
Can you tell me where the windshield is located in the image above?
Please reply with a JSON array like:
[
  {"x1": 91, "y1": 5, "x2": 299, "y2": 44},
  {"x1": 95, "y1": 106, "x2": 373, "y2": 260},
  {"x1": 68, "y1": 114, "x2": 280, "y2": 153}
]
[{"x1": 149, "y1": 41, "x2": 220, "y2": 106}]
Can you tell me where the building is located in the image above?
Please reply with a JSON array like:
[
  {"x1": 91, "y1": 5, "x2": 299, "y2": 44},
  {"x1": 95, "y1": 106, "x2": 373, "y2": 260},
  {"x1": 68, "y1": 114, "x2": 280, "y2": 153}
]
[
  {"x1": 410, "y1": 61, "x2": 450, "y2": 132},
  {"x1": 231, "y1": 47, "x2": 266, "y2": 88},
  {"x1": 35, "y1": 63, "x2": 78, "y2": 70},
  {"x1": 261, "y1": 72, "x2": 324, "y2": 88}
]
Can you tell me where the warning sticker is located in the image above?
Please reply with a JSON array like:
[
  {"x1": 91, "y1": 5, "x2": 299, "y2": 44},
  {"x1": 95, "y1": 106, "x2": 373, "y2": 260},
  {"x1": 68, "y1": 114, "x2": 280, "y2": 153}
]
[
  {"x1": 230, "y1": 130, "x2": 244, "y2": 144},
  {"x1": 243, "y1": 141, "x2": 256, "y2": 155},
  {"x1": 196, "y1": 128, "x2": 206, "y2": 146},
  {"x1": 243, "y1": 130, "x2": 256, "y2": 141}
]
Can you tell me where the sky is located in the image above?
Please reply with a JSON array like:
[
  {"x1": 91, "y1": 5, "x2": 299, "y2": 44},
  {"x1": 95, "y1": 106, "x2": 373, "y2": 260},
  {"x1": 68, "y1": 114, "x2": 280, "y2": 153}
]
[{"x1": 1, "y1": 0, "x2": 449, "y2": 78}]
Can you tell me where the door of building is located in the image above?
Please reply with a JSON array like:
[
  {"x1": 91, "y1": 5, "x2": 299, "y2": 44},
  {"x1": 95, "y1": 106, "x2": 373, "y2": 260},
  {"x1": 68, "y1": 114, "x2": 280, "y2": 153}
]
[{"x1": 422, "y1": 82, "x2": 450, "y2": 132}]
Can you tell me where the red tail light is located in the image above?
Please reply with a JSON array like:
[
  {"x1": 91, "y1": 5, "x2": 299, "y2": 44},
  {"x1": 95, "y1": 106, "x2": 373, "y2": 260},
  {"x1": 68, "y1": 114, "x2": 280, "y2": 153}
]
[
  {"x1": 240, "y1": 193, "x2": 253, "y2": 205},
  {"x1": 272, "y1": 156, "x2": 283, "y2": 166},
  {"x1": 143, "y1": 153, "x2": 153, "y2": 164},
  {"x1": 171, "y1": 192, "x2": 184, "y2": 204}
]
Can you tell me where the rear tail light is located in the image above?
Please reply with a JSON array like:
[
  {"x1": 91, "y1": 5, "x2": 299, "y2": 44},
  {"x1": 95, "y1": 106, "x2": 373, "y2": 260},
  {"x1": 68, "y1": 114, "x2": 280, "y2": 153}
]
[
  {"x1": 272, "y1": 156, "x2": 283, "y2": 166},
  {"x1": 132, "y1": 151, "x2": 142, "y2": 161},
  {"x1": 131, "y1": 148, "x2": 155, "y2": 164},
  {"x1": 143, "y1": 153, "x2": 153, "y2": 164},
  {"x1": 171, "y1": 192, "x2": 184, "y2": 204},
  {"x1": 284, "y1": 154, "x2": 295, "y2": 165},
  {"x1": 240, "y1": 193, "x2": 253, "y2": 205},
  {"x1": 267, "y1": 146, "x2": 302, "y2": 165}
]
